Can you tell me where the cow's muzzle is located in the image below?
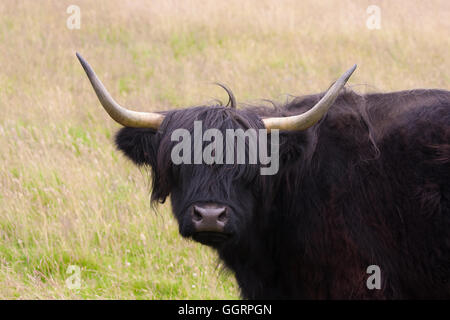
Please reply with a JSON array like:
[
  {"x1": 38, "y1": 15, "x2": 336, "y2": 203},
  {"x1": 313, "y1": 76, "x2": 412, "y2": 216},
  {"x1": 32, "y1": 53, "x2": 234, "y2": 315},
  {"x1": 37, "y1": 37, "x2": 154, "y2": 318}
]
[{"x1": 191, "y1": 203, "x2": 230, "y2": 245}]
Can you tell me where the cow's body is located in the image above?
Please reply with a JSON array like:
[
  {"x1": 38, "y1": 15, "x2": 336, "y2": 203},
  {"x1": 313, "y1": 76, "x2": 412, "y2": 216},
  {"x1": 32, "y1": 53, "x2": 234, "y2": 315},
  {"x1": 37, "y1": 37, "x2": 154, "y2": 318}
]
[
  {"x1": 76, "y1": 53, "x2": 450, "y2": 299},
  {"x1": 116, "y1": 88, "x2": 449, "y2": 299},
  {"x1": 216, "y1": 89, "x2": 450, "y2": 299}
]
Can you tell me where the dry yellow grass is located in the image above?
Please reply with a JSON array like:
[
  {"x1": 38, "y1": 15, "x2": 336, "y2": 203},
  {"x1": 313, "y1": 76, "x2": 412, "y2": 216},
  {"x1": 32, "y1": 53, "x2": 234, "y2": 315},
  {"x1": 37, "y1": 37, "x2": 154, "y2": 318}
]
[{"x1": 0, "y1": 0, "x2": 448, "y2": 299}]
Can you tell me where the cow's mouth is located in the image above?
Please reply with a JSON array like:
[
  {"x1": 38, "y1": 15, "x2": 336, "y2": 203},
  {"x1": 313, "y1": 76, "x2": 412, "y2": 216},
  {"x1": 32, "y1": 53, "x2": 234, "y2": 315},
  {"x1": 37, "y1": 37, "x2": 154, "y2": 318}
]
[{"x1": 193, "y1": 232, "x2": 230, "y2": 246}]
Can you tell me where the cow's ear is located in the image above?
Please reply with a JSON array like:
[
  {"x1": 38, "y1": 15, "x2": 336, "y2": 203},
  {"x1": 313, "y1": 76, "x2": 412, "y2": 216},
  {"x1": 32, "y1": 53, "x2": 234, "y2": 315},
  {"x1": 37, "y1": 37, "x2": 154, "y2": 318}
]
[{"x1": 114, "y1": 127, "x2": 158, "y2": 166}]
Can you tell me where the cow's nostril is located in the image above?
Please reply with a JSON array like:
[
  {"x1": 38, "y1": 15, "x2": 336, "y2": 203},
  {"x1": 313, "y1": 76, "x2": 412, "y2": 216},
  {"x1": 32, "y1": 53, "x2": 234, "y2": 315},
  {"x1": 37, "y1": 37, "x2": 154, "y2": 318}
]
[
  {"x1": 218, "y1": 210, "x2": 227, "y2": 222},
  {"x1": 193, "y1": 207, "x2": 203, "y2": 222}
]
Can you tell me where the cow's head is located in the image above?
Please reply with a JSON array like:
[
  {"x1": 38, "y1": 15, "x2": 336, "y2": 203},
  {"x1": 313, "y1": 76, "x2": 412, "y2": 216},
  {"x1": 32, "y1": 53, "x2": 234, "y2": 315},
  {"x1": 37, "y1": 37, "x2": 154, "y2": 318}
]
[{"x1": 76, "y1": 53, "x2": 355, "y2": 247}]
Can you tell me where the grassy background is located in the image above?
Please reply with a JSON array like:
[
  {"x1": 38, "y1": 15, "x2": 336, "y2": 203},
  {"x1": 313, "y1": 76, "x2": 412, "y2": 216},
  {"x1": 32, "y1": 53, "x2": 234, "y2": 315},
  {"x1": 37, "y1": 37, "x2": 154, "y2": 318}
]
[{"x1": 0, "y1": 0, "x2": 448, "y2": 299}]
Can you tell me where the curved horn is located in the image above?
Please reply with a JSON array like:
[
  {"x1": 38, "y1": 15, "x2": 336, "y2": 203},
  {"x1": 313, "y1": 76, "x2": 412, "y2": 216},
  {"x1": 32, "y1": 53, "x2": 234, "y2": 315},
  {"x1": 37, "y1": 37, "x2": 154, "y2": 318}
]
[
  {"x1": 76, "y1": 52, "x2": 164, "y2": 129},
  {"x1": 263, "y1": 65, "x2": 357, "y2": 131},
  {"x1": 214, "y1": 82, "x2": 237, "y2": 109}
]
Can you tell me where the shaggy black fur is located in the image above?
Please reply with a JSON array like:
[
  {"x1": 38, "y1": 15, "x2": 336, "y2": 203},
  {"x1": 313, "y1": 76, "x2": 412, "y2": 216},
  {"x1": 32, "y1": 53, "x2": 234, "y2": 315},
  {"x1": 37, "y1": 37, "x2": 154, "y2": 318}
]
[{"x1": 115, "y1": 88, "x2": 450, "y2": 299}]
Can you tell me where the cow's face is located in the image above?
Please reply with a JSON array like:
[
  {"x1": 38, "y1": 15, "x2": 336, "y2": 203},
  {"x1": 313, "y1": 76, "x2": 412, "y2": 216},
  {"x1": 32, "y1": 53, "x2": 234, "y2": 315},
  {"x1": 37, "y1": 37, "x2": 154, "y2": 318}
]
[
  {"x1": 115, "y1": 106, "x2": 265, "y2": 247},
  {"x1": 76, "y1": 53, "x2": 355, "y2": 247},
  {"x1": 169, "y1": 163, "x2": 258, "y2": 247}
]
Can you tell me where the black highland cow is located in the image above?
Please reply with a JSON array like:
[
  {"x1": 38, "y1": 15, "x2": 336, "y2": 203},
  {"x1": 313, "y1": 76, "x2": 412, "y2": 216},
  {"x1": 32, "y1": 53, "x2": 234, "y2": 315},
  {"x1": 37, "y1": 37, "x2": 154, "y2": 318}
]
[{"x1": 77, "y1": 53, "x2": 450, "y2": 299}]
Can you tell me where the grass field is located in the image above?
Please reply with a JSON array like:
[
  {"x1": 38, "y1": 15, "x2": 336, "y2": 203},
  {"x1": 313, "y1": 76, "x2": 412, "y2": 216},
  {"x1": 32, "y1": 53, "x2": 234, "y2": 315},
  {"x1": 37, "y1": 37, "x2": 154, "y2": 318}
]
[{"x1": 0, "y1": 0, "x2": 448, "y2": 299}]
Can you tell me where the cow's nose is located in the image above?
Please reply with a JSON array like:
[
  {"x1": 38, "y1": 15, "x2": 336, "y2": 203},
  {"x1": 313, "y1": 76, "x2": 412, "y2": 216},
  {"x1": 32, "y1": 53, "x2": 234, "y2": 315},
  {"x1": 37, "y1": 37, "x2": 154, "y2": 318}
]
[{"x1": 192, "y1": 204, "x2": 228, "y2": 233}]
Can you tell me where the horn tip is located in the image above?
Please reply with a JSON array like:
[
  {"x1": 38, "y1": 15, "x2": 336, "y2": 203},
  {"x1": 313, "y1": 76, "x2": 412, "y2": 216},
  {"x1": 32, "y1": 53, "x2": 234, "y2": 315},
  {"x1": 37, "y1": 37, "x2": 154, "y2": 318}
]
[
  {"x1": 76, "y1": 52, "x2": 88, "y2": 68},
  {"x1": 342, "y1": 64, "x2": 357, "y2": 82},
  {"x1": 75, "y1": 52, "x2": 92, "y2": 76}
]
